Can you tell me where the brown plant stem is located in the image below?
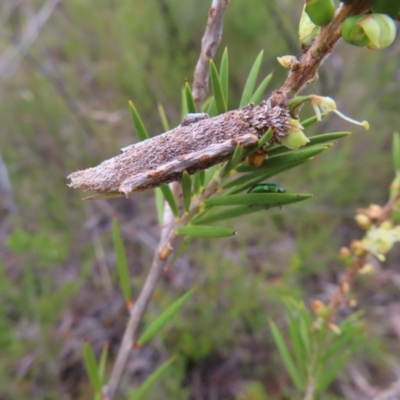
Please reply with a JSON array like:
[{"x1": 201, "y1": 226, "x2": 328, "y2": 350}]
[
  {"x1": 327, "y1": 253, "x2": 367, "y2": 325},
  {"x1": 278, "y1": 0, "x2": 371, "y2": 99},
  {"x1": 192, "y1": 0, "x2": 230, "y2": 107}
]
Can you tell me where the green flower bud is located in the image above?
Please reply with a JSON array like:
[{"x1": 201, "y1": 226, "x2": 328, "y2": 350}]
[
  {"x1": 371, "y1": 0, "x2": 400, "y2": 19},
  {"x1": 299, "y1": 5, "x2": 321, "y2": 50},
  {"x1": 281, "y1": 120, "x2": 309, "y2": 150},
  {"x1": 341, "y1": 14, "x2": 397, "y2": 50},
  {"x1": 305, "y1": 0, "x2": 336, "y2": 27}
]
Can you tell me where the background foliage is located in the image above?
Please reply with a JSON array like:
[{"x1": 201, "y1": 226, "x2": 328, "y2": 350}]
[{"x1": 0, "y1": 0, "x2": 399, "y2": 399}]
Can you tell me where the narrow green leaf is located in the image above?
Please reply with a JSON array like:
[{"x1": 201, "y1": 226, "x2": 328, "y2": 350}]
[
  {"x1": 283, "y1": 302, "x2": 308, "y2": 381},
  {"x1": 204, "y1": 164, "x2": 218, "y2": 186},
  {"x1": 284, "y1": 300, "x2": 312, "y2": 363},
  {"x1": 300, "y1": 112, "x2": 328, "y2": 128},
  {"x1": 298, "y1": 315, "x2": 311, "y2": 361},
  {"x1": 321, "y1": 317, "x2": 363, "y2": 365},
  {"x1": 154, "y1": 188, "x2": 164, "y2": 226},
  {"x1": 241, "y1": 128, "x2": 274, "y2": 158},
  {"x1": 203, "y1": 193, "x2": 312, "y2": 207},
  {"x1": 157, "y1": 103, "x2": 170, "y2": 132},
  {"x1": 209, "y1": 59, "x2": 227, "y2": 114},
  {"x1": 83, "y1": 341, "x2": 101, "y2": 392},
  {"x1": 219, "y1": 47, "x2": 229, "y2": 106},
  {"x1": 256, "y1": 128, "x2": 274, "y2": 149},
  {"x1": 98, "y1": 343, "x2": 109, "y2": 382},
  {"x1": 268, "y1": 132, "x2": 350, "y2": 157},
  {"x1": 176, "y1": 225, "x2": 236, "y2": 238},
  {"x1": 207, "y1": 98, "x2": 218, "y2": 117},
  {"x1": 185, "y1": 81, "x2": 197, "y2": 114},
  {"x1": 227, "y1": 160, "x2": 310, "y2": 195},
  {"x1": 159, "y1": 185, "x2": 180, "y2": 218},
  {"x1": 269, "y1": 321, "x2": 303, "y2": 391},
  {"x1": 192, "y1": 204, "x2": 267, "y2": 225},
  {"x1": 198, "y1": 170, "x2": 205, "y2": 188},
  {"x1": 393, "y1": 132, "x2": 400, "y2": 173},
  {"x1": 181, "y1": 87, "x2": 188, "y2": 120},
  {"x1": 224, "y1": 159, "x2": 308, "y2": 192},
  {"x1": 337, "y1": 310, "x2": 364, "y2": 329},
  {"x1": 239, "y1": 50, "x2": 264, "y2": 107},
  {"x1": 307, "y1": 131, "x2": 351, "y2": 145},
  {"x1": 112, "y1": 217, "x2": 131, "y2": 302},
  {"x1": 129, "y1": 101, "x2": 149, "y2": 141},
  {"x1": 129, "y1": 357, "x2": 176, "y2": 400},
  {"x1": 193, "y1": 173, "x2": 202, "y2": 194},
  {"x1": 201, "y1": 96, "x2": 213, "y2": 112},
  {"x1": 181, "y1": 171, "x2": 192, "y2": 212},
  {"x1": 316, "y1": 353, "x2": 350, "y2": 394},
  {"x1": 220, "y1": 144, "x2": 244, "y2": 178},
  {"x1": 236, "y1": 145, "x2": 329, "y2": 173},
  {"x1": 250, "y1": 72, "x2": 274, "y2": 104},
  {"x1": 137, "y1": 288, "x2": 196, "y2": 346}
]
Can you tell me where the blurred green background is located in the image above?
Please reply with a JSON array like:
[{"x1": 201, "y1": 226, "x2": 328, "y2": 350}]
[{"x1": 1, "y1": 0, "x2": 400, "y2": 399}]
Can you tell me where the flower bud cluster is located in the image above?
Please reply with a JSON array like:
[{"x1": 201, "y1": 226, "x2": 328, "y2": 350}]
[
  {"x1": 300, "y1": 1, "x2": 399, "y2": 51},
  {"x1": 362, "y1": 224, "x2": 400, "y2": 261},
  {"x1": 348, "y1": 204, "x2": 400, "y2": 263}
]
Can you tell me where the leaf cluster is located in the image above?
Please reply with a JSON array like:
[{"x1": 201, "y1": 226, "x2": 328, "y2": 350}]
[{"x1": 270, "y1": 298, "x2": 365, "y2": 397}]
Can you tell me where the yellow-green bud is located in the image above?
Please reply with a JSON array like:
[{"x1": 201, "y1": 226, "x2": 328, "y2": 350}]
[
  {"x1": 311, "y1": 299, "x2": 327, "y2": 316},
  {"x1": 350, "y1": 240, "x2": 367, "y2": 257},
  {"x1": 359, "y1": 263, "x2": 374, "y2": 275},
  {"x1": 341, "y1": 14, "x2": 397, "y2": 50},
  {"x1": 277, "y1": 55, "x2": 299, "y2": 69},
  {"x1": 281, "y1": 120, "x2": 309, "y2": 149},
  {"x1": 355, "y1": 214, "x2": 371, "y2": 229},
  {"x1": 305, "y1": 0, "x2": 336, "y2": 27}
]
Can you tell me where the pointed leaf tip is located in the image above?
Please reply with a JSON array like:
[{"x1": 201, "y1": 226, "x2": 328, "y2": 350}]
[{"x1": 128, "y1": 101, "x2": 149, "y2": 141}]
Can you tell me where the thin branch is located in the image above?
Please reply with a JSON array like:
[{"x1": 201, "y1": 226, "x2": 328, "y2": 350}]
[
  {"x1": 327, "y1": 252, "x2": 367, "y2": 325},
  {"x1": 24, "y1": 50, "x2": 97, "y2": 140},
  {"x1": 0, "y1": 0, "x2": 61, "y2": 79},
  {"x1": 192, "y1": 0, "x2": 229, "y2": 107}
]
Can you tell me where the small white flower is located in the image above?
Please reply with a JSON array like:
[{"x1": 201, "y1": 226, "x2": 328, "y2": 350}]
[
  {"x1": 310, "y1": 95, "x2": 369, "y2": 129},
  {"x1": 362, "y1": 225, "x2": 400, "y2": 261}
]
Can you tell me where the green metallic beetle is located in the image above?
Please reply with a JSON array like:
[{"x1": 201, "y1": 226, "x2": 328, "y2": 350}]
[{"x1": 247, "y1": 183, "x2": 286, "y2": 194}]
